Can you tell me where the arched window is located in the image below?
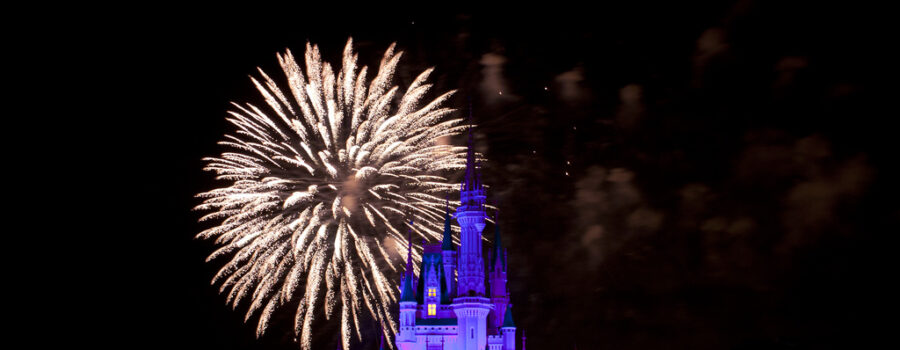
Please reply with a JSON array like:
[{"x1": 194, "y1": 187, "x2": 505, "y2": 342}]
[{"x1": 470, "y1": 327, "x2": 475, "y2": 339}]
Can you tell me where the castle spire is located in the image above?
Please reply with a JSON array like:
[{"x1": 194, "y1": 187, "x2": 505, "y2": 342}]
[
  {"x1": 405, "y1": 220, "x2": 413, "y2": 271},
  {"x1": 462, "y1": 104, "x2": 483, "y2": 194},
  {"x1": 400, "y1": 221, "x2": 416, "y2": 302},
  {"x1": 491, "y1": 209, "x2": 506, "y2": 272},
  {"x1": 442, "y1": 199, "x2": 454, "y2": 251},
  {"x1": 440, "y1": 197, "x2": 458, "y2": 301}
]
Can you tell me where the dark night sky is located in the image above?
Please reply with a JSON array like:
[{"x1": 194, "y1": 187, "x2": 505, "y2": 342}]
[{"x1": 66, "y1": 2, "x2": 895, "y2": 349}]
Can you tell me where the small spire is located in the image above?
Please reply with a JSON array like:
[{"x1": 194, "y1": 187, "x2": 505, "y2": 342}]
[
  {"x1": 379, "y1": 332, "x2": 385, "y2": 350},
  {"x1": 442, "y1": 198, "x2": 454, "y2": 250},
  {"x1": 522, "y1": 330, "x2": 527, "y2": 350}
]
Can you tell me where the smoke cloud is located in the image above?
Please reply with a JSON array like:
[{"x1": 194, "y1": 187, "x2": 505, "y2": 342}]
[{"x1": 479, "y1": 52, "x2": 514, "y2": 105}]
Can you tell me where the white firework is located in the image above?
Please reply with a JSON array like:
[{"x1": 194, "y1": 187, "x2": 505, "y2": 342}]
[{"x1": 195, "y1": 38, "x2": 467, "y2": 350}]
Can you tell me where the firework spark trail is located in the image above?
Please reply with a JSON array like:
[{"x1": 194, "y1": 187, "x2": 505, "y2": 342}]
[{"x1": 195, "y1": 38, "x2": 470, "y2": 349}]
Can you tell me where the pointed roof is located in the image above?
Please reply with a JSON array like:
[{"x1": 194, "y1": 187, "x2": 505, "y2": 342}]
[
  {"x1": 502, "y1": 304, "x2": 515, "y2": 328},
  {"x1": 442, "y1": 200, "x2": 454, "y2": 251},
  {"x1": 379, "y1": 333, "x2": 385, "y2": 350},
  {"x1": 401, "y1": 270, "x2": 416, "y2": 302}
]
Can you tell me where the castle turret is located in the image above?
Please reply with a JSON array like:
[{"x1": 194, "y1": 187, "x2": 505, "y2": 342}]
[
  {"x1": 452, "y1": 123, "x2": 493, "y2": 350},
  {"x1": 501, "y1": 305, "x2": 516, "y2": 350},
  {"x1": 396, "y1": 230, "x2": 417, "y2": 349},
  {"x1": 489, "y1": 217, "x2": 510, "y2": 332}
]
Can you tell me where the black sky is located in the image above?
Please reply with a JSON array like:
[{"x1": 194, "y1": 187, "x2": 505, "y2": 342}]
[{"x1": 70, "y1": 2, "x2": 895, "y2": 349}]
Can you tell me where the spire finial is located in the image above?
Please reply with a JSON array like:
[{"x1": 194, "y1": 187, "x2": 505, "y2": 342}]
[
  {"x1": 522, "y1": 330, "x2": 527, "y2": 350},
  {"x1": 462, "y1": 100, "x2": 482, "y2": 193},
  {"x1": 468, "y1": 95, "x2": 474, "y2": 130},
  {"x1": 466, "y1": 97, "x2": 474, "y2": 154},
  {"x1": 406, "y1": 221, "x2": 413, "y2": 271}
]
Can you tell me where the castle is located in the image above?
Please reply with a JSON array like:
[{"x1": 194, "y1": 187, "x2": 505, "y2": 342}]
[{"x1": 395, "y1": 131, "x2": 517, "y2": 350}]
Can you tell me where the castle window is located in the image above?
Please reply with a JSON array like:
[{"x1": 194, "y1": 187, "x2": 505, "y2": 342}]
[
  {"x1": 428, "y1": 287, "x2": 436, "y2": 297},
  {"x1": 428, "y1": 304, "x2": 436, "y2": 316}
]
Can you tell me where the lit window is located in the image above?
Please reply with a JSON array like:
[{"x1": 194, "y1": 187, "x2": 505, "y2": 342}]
[
  {"x1": 428, "y1": 287, "x2": 436, "y2": 297},
  {"x1": 428, "y1": 304, "x2": 436, "y2": 316}
]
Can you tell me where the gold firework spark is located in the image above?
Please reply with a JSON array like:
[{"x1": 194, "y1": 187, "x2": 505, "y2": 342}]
[{"x1": 195, "y1": 38, "x2": 467, "y2": 350}]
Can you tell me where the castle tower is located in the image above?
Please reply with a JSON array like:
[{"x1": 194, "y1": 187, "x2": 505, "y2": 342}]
[
  {"x1": 396, "y1": 229, "x2": 418, "y2": 350},
  {"x1": 451, "y1": 126, "x2": 494, "y2": 350},
  {"x1": 455, "y1": 128, "x2": 487, "y2": 297}
]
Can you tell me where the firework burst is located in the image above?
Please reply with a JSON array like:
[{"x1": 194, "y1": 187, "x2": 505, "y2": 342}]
[{"x1": 195, "y1": 38, "x2": 467, "y2": 349}]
